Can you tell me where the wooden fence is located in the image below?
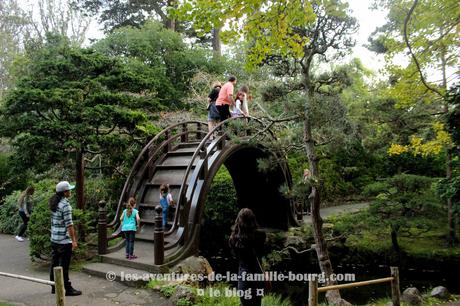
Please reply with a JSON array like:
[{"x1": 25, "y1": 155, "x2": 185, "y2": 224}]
[
  {"x1": 309, "y1": 267, "x2": 400, "y2": 306},
  {"x1": 0, "y1": 266, "x2": 66, "y2": 306}
]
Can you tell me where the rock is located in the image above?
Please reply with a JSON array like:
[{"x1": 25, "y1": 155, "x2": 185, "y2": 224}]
[
  {"x1": 401, "y1": 287, "x2": 423, "y2": 305},
  {"x1": 337, "y1": 298, "x2": 352, "y2": 306},
  {"x1": 170, "y1": 285, "x2": 195, "y2": 305},
  {"x1": 431, "y1": 286, "x2": 450, "y2": 300},
  {"x1": 170, "y1": 256, "x2": 213, "y2": 285}
]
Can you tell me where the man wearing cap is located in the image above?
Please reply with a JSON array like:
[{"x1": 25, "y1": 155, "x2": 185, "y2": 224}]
[{"x1": 49, "y1": 181, "x2": 81, "y2": 296}]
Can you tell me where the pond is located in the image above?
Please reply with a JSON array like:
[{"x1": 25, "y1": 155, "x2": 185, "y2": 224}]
[{"x1": 207, "y1": 256, "x2": 460, "y2": 305}]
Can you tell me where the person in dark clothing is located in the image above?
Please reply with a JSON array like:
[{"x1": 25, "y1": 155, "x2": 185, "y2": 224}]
[
  {"x1": 15, "y1": 186, "x2": 34, "y2": 242},
  {"x1": 49, "y1": 181, "x2": 81, "y2": 296},
  {"x1": 229, "y1": 208, "x2": 266, "y2": 306},
  {"x1": 207, "y1": 81, "x2": 222, "y2": 136}
]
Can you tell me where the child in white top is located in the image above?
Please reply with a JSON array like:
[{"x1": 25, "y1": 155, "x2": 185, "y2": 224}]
[{"x1": 231, "y1": 91, "x2": 245, "y2": 117}]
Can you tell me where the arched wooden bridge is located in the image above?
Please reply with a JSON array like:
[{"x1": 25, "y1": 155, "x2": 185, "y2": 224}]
[{"x1": 98, "y1": 117, "x2": 300, "y2": 269}]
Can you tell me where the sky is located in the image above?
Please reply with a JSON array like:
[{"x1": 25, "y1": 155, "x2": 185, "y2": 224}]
[{"x1": 346, "y1": 1, "x2": 387, "y2": 72}]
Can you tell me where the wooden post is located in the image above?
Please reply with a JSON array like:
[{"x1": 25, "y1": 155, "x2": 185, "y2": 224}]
[
  {"x1": 196, "y1": 122, "x2": 203, "y2": 140},
  {"x1": 181, "y1": 124, "x2": 188, "y2": 142},
  {"x1": 217, "y1": 130, "x2": 226, "y2": 150},
  {"x1": 154, "y1": 205, "x2": 164, "y2": 265},
  {"x1": 98, "y1": 200, "x2": 107, "y2": 255},
  {"x1": 199, "y1": 147, "x2": 208, "y2": 179},
  {"x1": 54, "y1": 267, "x2": 66, "y2": 306},
  {"x1": 309, "y1": 279, "x2": 318, "y2": 306},
  {"x1": 390, "y1": 266, "x2": 401, "y2": 306},
  {"x1": 164, "y1": 130, "x2": 171, "y2": 153}
]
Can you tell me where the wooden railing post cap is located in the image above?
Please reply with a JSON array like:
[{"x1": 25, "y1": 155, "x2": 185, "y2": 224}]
[{"x1": 98, "y1": 200, "x2": 106, "y2": 208}]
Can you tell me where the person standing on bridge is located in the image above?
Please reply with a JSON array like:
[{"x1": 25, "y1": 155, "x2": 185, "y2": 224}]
[
  {"x1": 159, "y1": 184, "x2": 175, "y2": 229},
  {"x1": 229, "y1": 208, "x2": 267, "y2": 306},
  {"x1": 207, "y1": 81, "x2": 222, "y2": 135},
  {"x1": 49, "y1": 181, "x2": 81, "y2": 296},
  {"x1": 239, "y1": 85, "x2": 251, "y2": 117},
  {"x1": 216, "y1": 75, "x2": 237, "y2": 121}
]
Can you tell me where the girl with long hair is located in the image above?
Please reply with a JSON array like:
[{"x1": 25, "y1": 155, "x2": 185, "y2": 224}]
[
  {"x1": 229, "y1": 208, "x2": 266, "y2": 306},
  {"x1": 120, "y1": 197, "x2": 140, "y2": 259},
  {"x1": 15, "y1": 186, "x2": 35, "y2": 242}
]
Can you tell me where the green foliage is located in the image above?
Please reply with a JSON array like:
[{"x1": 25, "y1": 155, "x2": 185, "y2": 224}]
[
  {"x1": 159, "y1": 284, "x2": 176, "y2": 298},
  {"x1": 262, "y1": 294, "x2": 293, "y2": 306},
  {"x1": 177, "y1": 298, "x2": 193, "y2": 306},
  {"x1": 362, "y1": 181, "x2": 391, "y2": 198},
  {"x1": 192, "y1": 283, "x2": 240, "y2": 306},
  {"x1": 0, "y1": 152, "x2": 28, "y2": 201},
  {"x1": 0, "y1": 34, "x2": 161, "y2": 174},
  {"x1": 319, "y1": 159, "x2": 355, "y2": 201},
  {"x1": 0, "y1": 190, "x2": 21, "y2": 234},
  {"x1": 332, "y1": 208, "x2": 460, "y2": 258},
  {"x1": 366, "y1": 174, "x2": 441, "y2": 251},
  {"x1": 28, "y1": 176, "x2": 113, "y2": 260},
  {"x1": 27, "y1": 179, "x2": 56, "y2": 259},
  {"x1": 94, "y1": 21, "x2": 222, "y2": 106},
  {"x1": 200, "y1": 167, "x2": 239, "y2": 261}
]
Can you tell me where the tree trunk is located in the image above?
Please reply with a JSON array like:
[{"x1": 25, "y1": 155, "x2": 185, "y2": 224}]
[
  {"x1": 212, "y1": 27, "x2": 221, "y2": 57},
  {"x1": 76, "y1": 149, "x2": 85, "y2": 240},
  {"x1": 166, "y1": 0, "x2": 176, "y2": 31},
  {"x1": 304, "y1": 115, "x2": 349, "y2": 306},
  {"x1": 391, "y1": 226, "x2": 400, "y2": 253},
  {"x1": 446, "y1": 152, "x2": 457, "y2": 245},
  {"x1": 440, "y1": 49, "x2": 457, "y2": 245}
]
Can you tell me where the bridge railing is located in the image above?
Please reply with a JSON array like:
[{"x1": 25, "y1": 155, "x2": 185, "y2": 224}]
[
  {"x1": 173, "y1": 116, "x2": 293, "y2": 244},
  {"x1": 102, "y1": 121, "x2": 208, "y2": 251}
]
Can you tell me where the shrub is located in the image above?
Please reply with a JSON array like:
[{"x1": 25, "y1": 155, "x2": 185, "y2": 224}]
[
  {"x1": 0, "y1": 191, "x2": 22, "y2": 234},
  {"x1": 200, "y1": 167, "x2": 239, "y2": 267},
  {"x1": 28, "y1": 176, "x2": 115, "y2": 260}
]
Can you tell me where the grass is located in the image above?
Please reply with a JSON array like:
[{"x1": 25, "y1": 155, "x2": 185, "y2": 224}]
[
  {"x1": 147, "y1": 280, "x2": 293, "y2": 306},
  {"x1": 367, "y1": 293, "x2": 460, "y2": 306},
  {"x1": 327, "y1": 210, "x2": 460, "y2": 259}
]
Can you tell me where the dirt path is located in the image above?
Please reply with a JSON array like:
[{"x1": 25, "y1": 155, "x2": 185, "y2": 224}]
[
  {"x1": 303, "y1": 202, "x2": 370, "y2": 224},
  {"x1": 0, "y1": 234, "x2": 170, "y2": 306}
]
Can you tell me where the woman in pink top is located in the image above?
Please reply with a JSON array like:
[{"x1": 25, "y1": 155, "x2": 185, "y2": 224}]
[{"x1": 216, "y1": 76, "x2": 237, "y2": 121}]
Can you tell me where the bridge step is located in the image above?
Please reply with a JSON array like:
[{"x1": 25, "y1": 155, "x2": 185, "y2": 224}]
[
  {"x1": 161, "y1": 154, "x2": 198, "y2": 166},
  {"x1": 172, "y1": 147, "x2": 198, "y2": 154},
  {"x1": 155, "y1": 164, "x2": 195, "y2": 170},
  {"x1": 98, "y1": 241, "x2": 175, "y2": 273},
  {"x1": 175, "y1": 142, "x2": 202, "y2": 149},
  {"x1": 82, "y1": 262, "x2": 153, "y2": 287},
  {"x1": 151, "y1": 168, "x2": 190, "y2": 185}
]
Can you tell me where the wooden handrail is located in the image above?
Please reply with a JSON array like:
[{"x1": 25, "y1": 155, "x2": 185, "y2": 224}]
[
  {"x1": 317, "y1": 277, "x2": 394, "y2": 292},
  {"x1": 175, "y1": 116, "x2": 289, "y2": 243},
  {"x1": 0, "y1": 267, "x2": 66, "y2": 306},
  {"x1": 109, "y1": 121, "x2": 207, "y2": 229},
  {"x1": 309, "y1": 267, "x2": 400, "y2": 306}
]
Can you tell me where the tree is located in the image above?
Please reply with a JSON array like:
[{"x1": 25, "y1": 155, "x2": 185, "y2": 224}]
[
  {"x1": 0, "y1": 0, "x2": 31, "y2": 98},
  {"x1": 73, "y1": 0, "x2": 175, "y2": 32},
  {"x1": 0, "y1": 34, "x2": 161, "y2": 214},
  {"x1": 93, "y1": 21, "x2": 221, "y2": 106},
  {"x1": 366, "y1": 174, "x2": 440, "y2": 253},
  {"x1": 177, "y1": 1, "x2": 357, "y2": 304},
  {"x1": 370, "y1": 0, "x2": 460, "y2": 245},
  {"x1": 73, "y1": 0, "x2": 223, "y2": 54}
]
